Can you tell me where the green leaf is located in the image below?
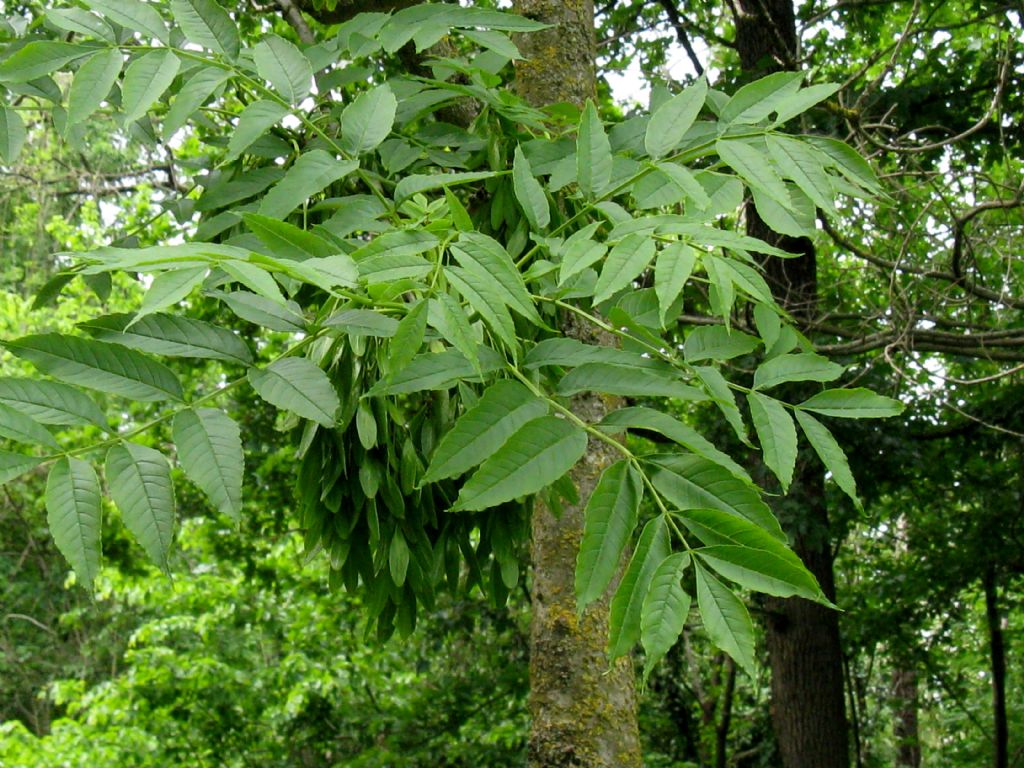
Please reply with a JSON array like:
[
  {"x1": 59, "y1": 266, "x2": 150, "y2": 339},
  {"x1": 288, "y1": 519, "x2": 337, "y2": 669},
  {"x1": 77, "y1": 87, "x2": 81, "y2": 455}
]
[
  {"x1": 0, "y1": 378, "x2": 107, "y2": 428},
  {"x1": 355, "y1": 400, "x2": 376, "y2": 449},
  {"x1": 576, "y1": 100, "x2": 612, "y2": 199},
  {"x1": 646, "y1": 453, "x2": 784, "y2": 539},
  {"x1": 766, "y1": 133, "x2": 837, "y2": 214},
  {"x1": 170, "y1": 0, "x2": 240, "y2": 59},
  {"x1": 340, "y1": 83, "x2": 397, "y2": 155},
  {"x1": 747, "y1": 391, "x2": 797, "y2": 491},
  {"x1": 452, "y1": 416, "x2": 587, "y2": 512},
  {"x1": 172, "y1": 408, "x2": 244, "y2": 520},
  {"x1": 106, "y1": 443, "x2": 175, "y2": 573},
  {"x1": 196, "y1": 167, "x2": 283, "y2": 211},
  {"x1": 4, "y1": 334, "x2": 183, "y2": 402},
  {"x1": 720, "y1": 70, "x2": 803, "y2": 124},
  {"x1": 772, "y1": 83, "x2": 841, "y2": 127},
  {"x1": 258, "y1": 150, "x2": 359, "y2": 219},
  {"x1": 368, "y1": 347, "x2": 503, "y2": 395},
  {"x1": 658, "y1": 222, "x2": 798, "y2": 258},
  {"x1": 444, "y1": 187, "x2": 473, "y2": 232},
  {"x1": 162, "y1": 66, "x2": 230, "y2": 140},
  {"x1": 83, "y1": 0, "x2": 169, "y2": 43},
  {"x1": 698, "y1": 544, "x2": 824, "y2": 601},
  {"x1": 645, "y1": 77, "x2": 707, "y2": 159},
  {"x1": 703, "y1": 254, "x2": 735, "y2": 322},
  {"x1": 214, "y1": 290, "x2": 306, "y2": 332},
  {"x1": 253, "y1": 34, "x2": 312, "y2": 104},
  {"x1": 599, "y1": 407, "x2": 751, "y2": 483},
  {"x1": 594, "y1": 234, "x2": 656, "y2": 304},
  {"x1": 387, "y1": 300, "x2": 428, "y2": 373},
  {"x1": 356, "y1": 403, "x2": 380, "y2": 450},
  {"x1": 753, "y1": 353, "x2": 844, "y2": 391},
  {"x1": 751, "y1": 185, "x2": 815, "y2": 238},
  {"x1": 137, "y1": 266, "x2": 207, "y2": 319},
  {"x1": 450, "y1": 233, "x2": 542, "y2": 325},
  {"x1": 224, "y1": 100, "x2": 289, "y2": 163},
  {"x1": 558, "y1": 363, "x2": 706, "y2": 402},
  {"x1": 716, "y1": 138, "x2": 793, "y2": 210},
  {"x1": 323, "y1": 309, "x2": 399, "y2": 337},
  {"x1": 632, "y1": 166, "x2": 686, "y2": 209},
  {"x1": 66, "y1": 49, "x2": 122, "y2": 129},
  {"x1": 445, "y1": 266, "x2": 517, "y2": 353},
  {"x1": 219, "y1": 259, "x2": 286, "y2": 305},
  {"x1": 0, "y1": 105, "x2": 26, "y2": 162},
  {"x1": 641, "y1": 552, "x2": 691, "y2": 683},
  {"x1": 45, "y1": 457, "x2": 101, "y2": 590},
  {"x1": 658, "y1": 163, "x2": 711, "y2": 208},
  {"x1": 695, "y1": 561, "x2": 756, "y2": 675},
  {"x1": 0, "y1": 451, "x2": 44, "y2": 485},
  {"x1": 576, "y1": 460, "x2": 643, "y2": 613},
  {"x1": 0, "y1": 42, "x2": 92, "y2": 83},
  {"x1": 254, "y1": 253, "x2": 358, "y2": 291},
  {"x1": 684, "y1": 326, "x2": 760, "y2": 362},
  {"x1": 753, "y1": 304, "x2": 781, "y2": 349},
  {"x1": 0, "y1": 402, "x2": 59, "y2": 449},
  {"x1": 122, "y1": 50, "x2": 181, "y2": 124},
  {"x1": 714, "y1": 257, "x2": 776, "y2": 305},
  {"x1": 512, "y1": 145, "x2": 549, "y2": 230},
  {"x1": 609, "y1": 515, "x2": 670, "y2": 660},
  {"x1": 45, "y1": 8, "x2": 115, "y2": 43},
  {"x1": 678, "y1": 507, "x2": 801, "y2": 559},
  {"x1": 429, "y1": 293, "x2": 480, "y2": 370},
  {"x1": 460, "y1": 27, "x2": 521, "y2": 58},
  {"x1": 394, "y1": 171, "x2": 499, "y2": 204},
  {"x1": 389, "y1": 531, "x2": 410, "y2": 587},
  {"x1": 351, "y1": 229, "x2": 437, "y2": 261},
  {"x1": 559, "y1": 240, "x2": 606, "y2": 285},
  {"x1": 693, "y1": 365, "x2": 748, "y2": 445},
  {"x1": 798, "y1": 388, "x2": 904, "y2": 418},
  {"x1": 806, "y1": 136, "x2": 880, "y2": 193},
  {"x1": 82, "y1": 313, "x2": 253, "y2": 364},
  {"x1": 248, "y1": 358, "x2": 339, "y2": 427},
  {"x1": 794, "y1": 410, "x2": 860, "y2": 507},
  {"x1": 242, "y1": 213, "x2": 336, "y2": 260},
  {"x1": 524, "y1": 338, "x2": 662, "y2": 370}
]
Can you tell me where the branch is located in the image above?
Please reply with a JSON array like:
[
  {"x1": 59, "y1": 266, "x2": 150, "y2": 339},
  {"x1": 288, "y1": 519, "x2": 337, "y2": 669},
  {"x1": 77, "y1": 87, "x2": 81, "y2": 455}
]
[
  {"x1": 275, "y1": 0, "x2": 316, "y2": 45},
  {"x1": 820, "y1": 217, "x2": 1024, "y2": 311},
  {"x1": 952, "y1": 178, "x2": 1024, "y2": 279},
  {"x1": 295, "y1": 0, "x2": 414, "y2": 24},
  {"x1": 653, "y1": 0, "x2": 706, "y2": 75}
]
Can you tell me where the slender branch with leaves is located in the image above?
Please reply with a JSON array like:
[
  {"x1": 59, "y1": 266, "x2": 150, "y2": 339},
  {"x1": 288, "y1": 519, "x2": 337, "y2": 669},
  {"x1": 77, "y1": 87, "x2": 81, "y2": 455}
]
[{"x1": 0, "y1": 0, "x2": 900, "y2": 674}]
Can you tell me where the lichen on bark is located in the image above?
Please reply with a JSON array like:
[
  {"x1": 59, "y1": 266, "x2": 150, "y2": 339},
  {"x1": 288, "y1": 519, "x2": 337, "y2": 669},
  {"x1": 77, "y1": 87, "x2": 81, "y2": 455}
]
[{"x1": 514, "y1": 2, "x2": 642, "y2": 765}]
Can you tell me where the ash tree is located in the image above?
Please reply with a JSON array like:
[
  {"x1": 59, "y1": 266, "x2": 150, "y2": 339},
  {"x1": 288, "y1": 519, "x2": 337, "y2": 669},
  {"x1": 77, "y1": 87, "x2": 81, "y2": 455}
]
[{"x1": 0, "y1": 0, "x2": 900, "y2": 760}]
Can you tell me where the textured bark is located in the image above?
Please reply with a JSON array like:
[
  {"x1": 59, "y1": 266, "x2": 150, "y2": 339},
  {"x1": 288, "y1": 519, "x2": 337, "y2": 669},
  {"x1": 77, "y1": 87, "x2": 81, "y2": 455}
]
[
  {"x1": 514, "y1": 3, "x2": 642, "y2": 765},
  {"x1": 528, "y1": 408, "x2": 642, "y2": 767},
  {"x1": 514, "y1": 0, "x2": 597, "y2": 112},
  {"x1": 761, "y1": 467, "x2": 849, "y2": 768},
  {"x1": 891, "y1": 667, "x2": 922, "y2": 768},
  {"x1": 731, "y1": 0, "x2": 851, "y2": 763},
  {"x1": 983, "y1": 567, "x2": 1009, "y2": 768}
]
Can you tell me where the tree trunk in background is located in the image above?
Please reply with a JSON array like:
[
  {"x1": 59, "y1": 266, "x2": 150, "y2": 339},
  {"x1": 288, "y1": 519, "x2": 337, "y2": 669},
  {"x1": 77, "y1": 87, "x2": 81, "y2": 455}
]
[
  {"x1": 513, "y1": 3, "x2": 642, "y2": 766},
  {"x1": 983, "y1": 567, "x2": 1008, "y2": 768},
  {"x1": 731, "y1": 0, "x2": 851, "y2": 765},
  {"x1": 892, "y1": 667, "x2": 922, "y2": 767}
]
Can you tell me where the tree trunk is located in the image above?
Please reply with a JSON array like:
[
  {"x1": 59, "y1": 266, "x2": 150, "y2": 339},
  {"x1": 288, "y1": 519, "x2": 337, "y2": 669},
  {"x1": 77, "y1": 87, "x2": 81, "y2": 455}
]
[
  {"x1": 891, "y1": 667, "x2": 922, "y2": 768},
  {"x1": 513, "y1": 3, "x2": 642, "y2": 766},
  {"x1": 731, "y1": 0, "x2": 851, "y2": 764},
  {"x1": 983, "y1": 566, "x2": 1008, "y2": 768}
]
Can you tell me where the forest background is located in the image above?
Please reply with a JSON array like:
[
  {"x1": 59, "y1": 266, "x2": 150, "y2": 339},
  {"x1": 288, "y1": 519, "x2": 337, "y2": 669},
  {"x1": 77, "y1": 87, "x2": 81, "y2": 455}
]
[{"x1": 0, "y1": 0, "x2": 1020, "y2": 766}]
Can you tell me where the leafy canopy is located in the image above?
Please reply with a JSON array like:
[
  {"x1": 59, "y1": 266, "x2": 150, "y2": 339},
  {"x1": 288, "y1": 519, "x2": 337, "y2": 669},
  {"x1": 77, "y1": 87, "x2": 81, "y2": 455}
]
[{"x1": 0, "y1": 0, "x2": 900, "y2": 671}]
